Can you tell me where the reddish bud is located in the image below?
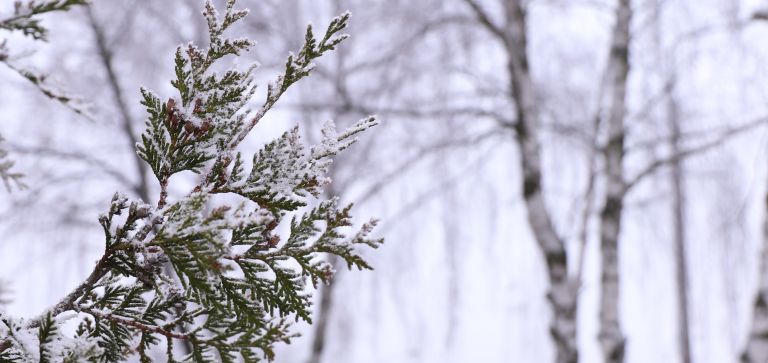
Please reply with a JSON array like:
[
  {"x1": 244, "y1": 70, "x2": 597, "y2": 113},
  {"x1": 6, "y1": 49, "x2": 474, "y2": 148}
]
[
  {"x1": 268, "y1": 235, "x2": 280, "y2": 248},
  {"x1": 166, "y1": 98, "x2": 176, "y2": 113}
]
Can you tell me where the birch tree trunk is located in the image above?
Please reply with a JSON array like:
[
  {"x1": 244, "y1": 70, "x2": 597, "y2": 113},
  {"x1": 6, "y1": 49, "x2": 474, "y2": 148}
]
[
  {"x1": 741, "y1": 159, "x2": 768, "y2": 362},
  {"x1": 500, "y1": 2, "x2": 578, "y2": 362},
  {"x1": 598, "y1": 1, "x2": 632, "y2": 362}
]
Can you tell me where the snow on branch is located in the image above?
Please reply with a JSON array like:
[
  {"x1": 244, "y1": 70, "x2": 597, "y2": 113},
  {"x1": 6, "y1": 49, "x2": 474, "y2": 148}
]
[
  {"x1": 1, "y1": 1, "x2": 382, "y2": 362},
  {"x1": 0, "y1": 0, "x2": 89, "y2": 41}
]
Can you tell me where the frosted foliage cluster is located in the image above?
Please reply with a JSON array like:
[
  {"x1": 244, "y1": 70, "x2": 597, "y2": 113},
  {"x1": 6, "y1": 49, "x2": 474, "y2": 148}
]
[
  {"x1": 224, "y1": 117, "x2": 377, "y2": 210},
  {"x1": 0, "y1": 1, "x2": 381, "y2": 362}
]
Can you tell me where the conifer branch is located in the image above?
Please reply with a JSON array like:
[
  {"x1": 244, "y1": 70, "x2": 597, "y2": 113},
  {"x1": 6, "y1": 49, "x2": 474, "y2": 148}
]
[
  {"x1": 0, "y1": 1, "x2": 94, "y2": 121},
  {"x1": 230, "y1": 11, "x2": 353, "y2": 151},
  {"x1": 0, "y1": 0, "x2": 89, "y2": 40},
  {"x1": 1, "y1": 59, "x2": 94, "y2": 121},
  {"x1": 84, "y1": 309, "x2": 189, "y2": 341},
  {"x1": 39, "y1": 248, "x2": 116, "y2": 325},
  {"x1": 2, "y1": 1, "x2": 382, "y2": 361}
]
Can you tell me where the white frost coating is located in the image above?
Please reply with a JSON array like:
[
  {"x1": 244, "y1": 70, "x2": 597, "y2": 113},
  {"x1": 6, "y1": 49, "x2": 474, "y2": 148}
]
[
  {"x1": 0, "y1": 316, "x2": 38, "y2": 361},
  {"x1": 311, "y1": 116, "x2": 378, "y2": 160},
  {"x1": 230, "y1": 116, "x2": 377, "y2": 209},
  {"x1": 54, "y1": 311, "x2": 77, "y2": 324},
  {"x1": 14, "y1": 324, "x2": 40, "y2": 361}
]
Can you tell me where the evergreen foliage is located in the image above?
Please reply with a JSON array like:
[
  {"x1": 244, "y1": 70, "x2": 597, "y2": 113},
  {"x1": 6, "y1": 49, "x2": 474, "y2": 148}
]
[
  {"x1": 0, "y1": 0, "x2": 88, "y2": 40},
  {"x1": 0, "y1": 0, "x2": 93, "y2": 120},
  {"x1": 0, "y1": 1, "x2": 381, "y2": 361}
]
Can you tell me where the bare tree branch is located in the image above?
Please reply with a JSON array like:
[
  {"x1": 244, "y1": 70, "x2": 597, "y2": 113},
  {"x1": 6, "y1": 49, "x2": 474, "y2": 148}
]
[
  {"x1": 460, "y1": 0, "x2": 507, "y2": 43},
  {"x1": 356, "y1": 128, "x2": 502, "y2": 206},
  {"x1": 86, "y1": 7, "x2": 151, "y2": 202},
  {"x1": 7, "y1": 143, "x2": 136, "y2": 193},
  {"x1": 625, "y1": 116, "x2": 768, "y2": 192}
]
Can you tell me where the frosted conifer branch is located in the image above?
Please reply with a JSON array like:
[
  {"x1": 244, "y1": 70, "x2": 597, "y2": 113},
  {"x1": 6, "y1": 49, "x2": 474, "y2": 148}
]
[
  {"x1": 228, "y1": 10, "x2": 354, "y2": 151},
  {"x1": 0, "y1": 0, "x2": 89, "y2": 41},
  {"x1": 1, "y1": 1, "x2": 382, "y2": 362}
]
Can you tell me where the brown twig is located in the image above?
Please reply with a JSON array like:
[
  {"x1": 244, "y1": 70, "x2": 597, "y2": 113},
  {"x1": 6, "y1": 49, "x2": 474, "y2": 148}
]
[
  {"x1": 29, "y1": 248, "x2": 116, "y2": 328},
  {"x1": 86, "y1": 309, "x2": 188, "y2": 341},
  {"x1": 157, "y1": 176, "x2": 169, "y2": 209}
]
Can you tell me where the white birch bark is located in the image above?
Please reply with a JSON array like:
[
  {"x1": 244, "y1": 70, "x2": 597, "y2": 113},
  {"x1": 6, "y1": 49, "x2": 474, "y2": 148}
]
[
  {"x1": 500, "y1": 2, "x2": 579, "y2": 362},
  {"x1": 598, "y1": 1, "x2": 632, "y2": 362}
]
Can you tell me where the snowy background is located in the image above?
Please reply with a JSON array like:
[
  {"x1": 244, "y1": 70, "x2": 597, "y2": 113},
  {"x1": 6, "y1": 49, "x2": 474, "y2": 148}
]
[{"x1": 2, "y1": 0, "x2": 768, "y2": 362}]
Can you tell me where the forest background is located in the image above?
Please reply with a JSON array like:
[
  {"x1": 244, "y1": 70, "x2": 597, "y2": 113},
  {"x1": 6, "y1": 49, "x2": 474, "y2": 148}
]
[{"x1": 3, "y1": 0, "x2": 768, "y2": 362}]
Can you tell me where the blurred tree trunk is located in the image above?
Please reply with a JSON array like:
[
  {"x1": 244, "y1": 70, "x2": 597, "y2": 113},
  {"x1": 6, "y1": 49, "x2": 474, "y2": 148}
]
[
  {"x1": 741, "y1": 159, "x2": 768, "y2": 362},
  {"x1": 597, "y1": 1, "x2": 632, "y2": 362},
  {"x1": 668, "y1": 81, "x2": 693, "y2": 363},
  {"x1": 461, "y1": 0, "x2": 579, "y2": 361},
  {"x1": 307, "y1": 2, "x2": 346, "y2": 359},
  {"x1": 307, "y1": 186, "x2": 341, "y2": 363},
  {"x1": 649, "y1": 0, "x2": 693, "y2": 358},
  {"x1": 85, "y1": 7, "x2": 150, "y2": 202},
  {"x1": 443, "y1": 191, "x2": 461, "y2": 350},
  {"x1": 307, "y1": 263, "x2": 339, "y2": 363},
  {"x1": 502, "y1": 4, "x2": 579, "y2": 362}
]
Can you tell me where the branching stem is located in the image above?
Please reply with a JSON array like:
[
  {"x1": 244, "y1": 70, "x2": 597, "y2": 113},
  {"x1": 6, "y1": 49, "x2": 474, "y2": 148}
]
[
  {"x1": 31, "y1": 245, "x2": 125, "y2": 328},
  {"x1": 85, "y1": 309, "x2": 189, "y2": 341}
]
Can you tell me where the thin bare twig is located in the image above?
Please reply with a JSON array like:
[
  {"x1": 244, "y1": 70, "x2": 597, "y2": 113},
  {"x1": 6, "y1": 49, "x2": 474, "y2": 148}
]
[
  {"x1": 625, "y1": 116, "x2": 768, "y2": 192},
  {"x1": 7, "y1": 143, "x2": 135, "y2": 193}
]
